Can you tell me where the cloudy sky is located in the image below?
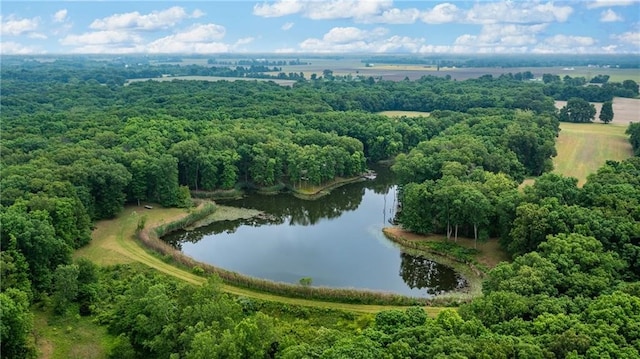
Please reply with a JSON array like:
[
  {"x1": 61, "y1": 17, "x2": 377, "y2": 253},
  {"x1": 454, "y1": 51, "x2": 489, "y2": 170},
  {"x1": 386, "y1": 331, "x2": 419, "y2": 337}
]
[{"x1": 1, "y1": 1, "x2": 639, "y2": 55}]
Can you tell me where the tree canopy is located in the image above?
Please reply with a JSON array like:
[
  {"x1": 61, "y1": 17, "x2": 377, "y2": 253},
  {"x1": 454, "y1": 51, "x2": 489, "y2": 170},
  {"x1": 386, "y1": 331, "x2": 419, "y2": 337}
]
[{"x1": 1, "y1": 56, "x2": 639, "y2": 358}]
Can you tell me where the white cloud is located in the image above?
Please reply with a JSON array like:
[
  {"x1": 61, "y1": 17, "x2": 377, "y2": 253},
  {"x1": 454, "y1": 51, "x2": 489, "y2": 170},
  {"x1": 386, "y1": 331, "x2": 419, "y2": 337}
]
[
  {"x1": 1, "y1": 15, "x2": 40, "y2": 36},
  {"x1": 298, "y1": 26, "x2": 424, "y2": 53},
  {"x1": 544, "y1": 34, "x2": 596, "y2": 47},
  {"x1": 322, "y1": 26, "x2": 387, "y2": 43},
  {"x1": 587, "y1": 1, "x2": 638, "y2": 9},
  {"x1": 612, "y1": 31, "x2": 640, "y2": 45},
  {"x1": 304, "y1": 0, "x2": 393, "y2": 20},
  {"x1": 454, "y1": 24, "x2": 546, "y2": 48},
  {"x1": 417, "y1": 44, "x2": 530, "y2": 54},
  {"x1": 420, "y1": 3, "x2": 461, "y2": 24},
  {"x1": 600, "y1": 9, "x2": 624, "y2": 22},
  {"x1": 369, "y1": 8, "x2": 420, "y2": 24},
  {"x1": 282, "y1": 22, "x2": 294, "y2": 30},
  {"x1": 530, "y1": 35, "x2": 598, "y2": 53},
  {"x1": 145, "y1": 23, "x2": 229, "y2": 53},
  {"x1": 465, "y1": 1, "x2": 573, "y2": 24},
  {"x1": 275, "y1": 47, "x2": 297, "y2": 53},
  {"x1": 191, "y1": 9, "x2": 206, "y2": 18},
  {"x1": 28, "y1": 33, "x2": 48, "y2": 40},
  {"x1": 60, "y1": 30, "x2": 143, "y2": 46},
  {"x1": 90, "y1": 6, "x2": 194, "y2": 31},
  {"x1": 0, "y1": 41, "x2": 45, "y2": 54},
  {"x1": 253, "y1": 0, "x2": 304, "y2": 17},
  {"x1": 254, "y1": 0, "x2": 575, "y2": 25},
  {"x1": 68, "y1": 44, "x2": 144, "y2": 54},
  {"x1": 170, "y1": 23, "x2": 226, "y2": 42},
  {"x1": 254, "y1": 0, "x2": 396, "y2": 22},
  {"x1": 53, "y1": 9, "x2": 68, "y2": 23},
  {"x1": 146, "y1": 37, "x2": 229, "y2": 53},
  {"x1": 235, "y1": 37, "x2": 255, "y2": 46}
]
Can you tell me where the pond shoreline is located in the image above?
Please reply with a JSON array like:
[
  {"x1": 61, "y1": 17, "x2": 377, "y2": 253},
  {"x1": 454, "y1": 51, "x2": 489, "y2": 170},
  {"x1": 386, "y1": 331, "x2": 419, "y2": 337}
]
[
  {"x1": 135, "y1": 197, "x2": 481, "y2": 306},
  {"x1": 191, "y1": 174, "x2": 368, "y2": 201},
  {"x1": 139, "y1": 202, "x2": 430, "y2": 306},
  {"x1": 382, "y1": 227, "x2": 484, "y2": 301}
]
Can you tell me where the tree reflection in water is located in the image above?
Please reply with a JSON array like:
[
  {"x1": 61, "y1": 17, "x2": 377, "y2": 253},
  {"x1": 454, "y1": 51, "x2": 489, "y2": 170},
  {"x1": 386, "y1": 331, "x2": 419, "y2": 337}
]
[
  {"x1": 399, "y1": 252, "x2": 467, "y2": 295},
  {"x1": 163, "y1": 164, "x2": 467, "y2": 296}
]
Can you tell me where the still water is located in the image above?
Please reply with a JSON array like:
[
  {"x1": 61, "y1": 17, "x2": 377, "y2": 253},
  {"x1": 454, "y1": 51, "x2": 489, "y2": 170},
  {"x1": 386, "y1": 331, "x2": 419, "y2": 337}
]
[{"x1": 165, "y1": 165, "x2": 466, "y2": 297}]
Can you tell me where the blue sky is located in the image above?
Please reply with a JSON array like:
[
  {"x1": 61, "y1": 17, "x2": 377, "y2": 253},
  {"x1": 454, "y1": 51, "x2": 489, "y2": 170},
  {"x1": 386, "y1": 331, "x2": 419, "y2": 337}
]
[{"x1": 1, "y1": 1, "x2": 639, "y2": 55}]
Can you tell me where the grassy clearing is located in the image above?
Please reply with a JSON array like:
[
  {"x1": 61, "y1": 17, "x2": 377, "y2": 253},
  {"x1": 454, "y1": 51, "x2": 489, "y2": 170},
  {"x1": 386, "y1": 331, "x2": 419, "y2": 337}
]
[
  {"x1": 378, "y1": 110, "x2": 431, "y2": 118},
  {"x1": 76, "y1": 204, "x2": 446, "y2": 315},
  {"x1": 553, "y1": 122, "x2": 633, "y2": 186},
  {"x1": 33, "y1": 308, "x2": 111, "y2": 359}
]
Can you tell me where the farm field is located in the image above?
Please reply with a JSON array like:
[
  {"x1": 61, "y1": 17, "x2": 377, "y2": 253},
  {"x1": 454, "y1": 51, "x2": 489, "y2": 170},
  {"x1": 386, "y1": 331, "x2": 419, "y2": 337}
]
[
  {"x1": 552, "y1": 98, "x2": 637, "y2": 186},
  {"x1": 553, "y1": 123, "x2": 633, "y2": 186},
  {"x1": 555, "y1": 97, "x2": 640, "y2": 126},
  {"x1": 155, "y1": 57, "x2": 640, "y2": 82},
  {"x1": 125, "y1": 75, "x2": 296, "y2": 86}
]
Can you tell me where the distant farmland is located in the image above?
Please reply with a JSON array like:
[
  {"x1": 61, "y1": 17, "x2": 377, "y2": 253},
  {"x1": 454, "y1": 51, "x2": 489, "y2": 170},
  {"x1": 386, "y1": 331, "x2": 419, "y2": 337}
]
[
  {"x1": 552, "y1": 98, "x2": 637, "y2": 186},
  {"x1": 125, "y1": 75, "x2": 296, "y2": 87},
  {"x1": 153, "y1": 57, "x2": 640, "y2": 83}
]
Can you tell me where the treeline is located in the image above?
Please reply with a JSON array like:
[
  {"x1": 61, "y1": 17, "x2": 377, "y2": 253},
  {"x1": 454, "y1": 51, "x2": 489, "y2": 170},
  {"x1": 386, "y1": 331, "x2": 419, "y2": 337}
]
[
  {"x1": 0, "y1": 59, "x2": 283, "y2": 86},
  {"x1": 542, "y1": 74, "x2": 638, "y2": 102},
  {"x1": 362, "y1": 53, "x2": 640, "y2": 68},
  {"x1": 209, "y1": 58, "x2": 309, "y2": 66}
]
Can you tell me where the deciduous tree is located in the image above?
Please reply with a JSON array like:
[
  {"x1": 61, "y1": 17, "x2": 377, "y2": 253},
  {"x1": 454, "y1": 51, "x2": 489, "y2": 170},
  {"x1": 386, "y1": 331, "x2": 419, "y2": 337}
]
[{"x1": 599, "y1": 101, "x2": 614, "y2": 124}]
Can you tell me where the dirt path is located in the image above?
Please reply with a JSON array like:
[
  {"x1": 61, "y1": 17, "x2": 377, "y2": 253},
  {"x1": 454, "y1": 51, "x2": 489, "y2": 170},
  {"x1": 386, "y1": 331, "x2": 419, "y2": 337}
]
[{"x1": 76, "y1": 205, "x2": 447, "y2": 315}]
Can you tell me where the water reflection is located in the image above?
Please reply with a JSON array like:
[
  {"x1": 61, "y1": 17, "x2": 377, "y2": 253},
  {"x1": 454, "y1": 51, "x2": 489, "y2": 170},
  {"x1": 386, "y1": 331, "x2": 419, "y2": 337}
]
[
  {"x1": 400, "y1": 253, "x2": 467, "y2": 295},
  {"x1": 164, "y1": 164, "x2": 466, "y2": 297}
]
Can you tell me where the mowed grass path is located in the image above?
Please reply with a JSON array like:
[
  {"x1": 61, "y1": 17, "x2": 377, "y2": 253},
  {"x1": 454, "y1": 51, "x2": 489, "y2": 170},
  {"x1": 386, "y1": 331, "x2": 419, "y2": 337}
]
[
  {"x1": 75, "y1": 205, "x2": 445, "y2": 315},
  {"x1": 553, "y1": 122, "x2": 633, "y2": 186}
]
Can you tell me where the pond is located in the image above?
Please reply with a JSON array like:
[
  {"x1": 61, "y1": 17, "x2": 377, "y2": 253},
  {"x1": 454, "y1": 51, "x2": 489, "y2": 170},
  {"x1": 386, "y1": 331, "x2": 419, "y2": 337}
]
[{"x1": 164, "y1": 165, "x2": 467, "y2": 298}]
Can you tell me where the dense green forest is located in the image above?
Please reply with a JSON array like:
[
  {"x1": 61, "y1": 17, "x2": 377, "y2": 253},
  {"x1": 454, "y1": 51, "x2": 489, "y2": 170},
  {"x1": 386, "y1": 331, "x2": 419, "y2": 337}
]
[{"x1": 1, "y1": 56, "x2": 639, "y2": 358}]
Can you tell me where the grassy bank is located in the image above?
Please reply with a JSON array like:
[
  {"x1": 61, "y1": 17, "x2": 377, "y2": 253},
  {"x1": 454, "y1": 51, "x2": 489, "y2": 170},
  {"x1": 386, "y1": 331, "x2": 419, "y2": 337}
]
[
  {"x1": 77, "y1": 204, "x2": 447, "y2": 314},
  {"x1": 142, "y1": 207, "x2": 429, "y2": 306}
]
